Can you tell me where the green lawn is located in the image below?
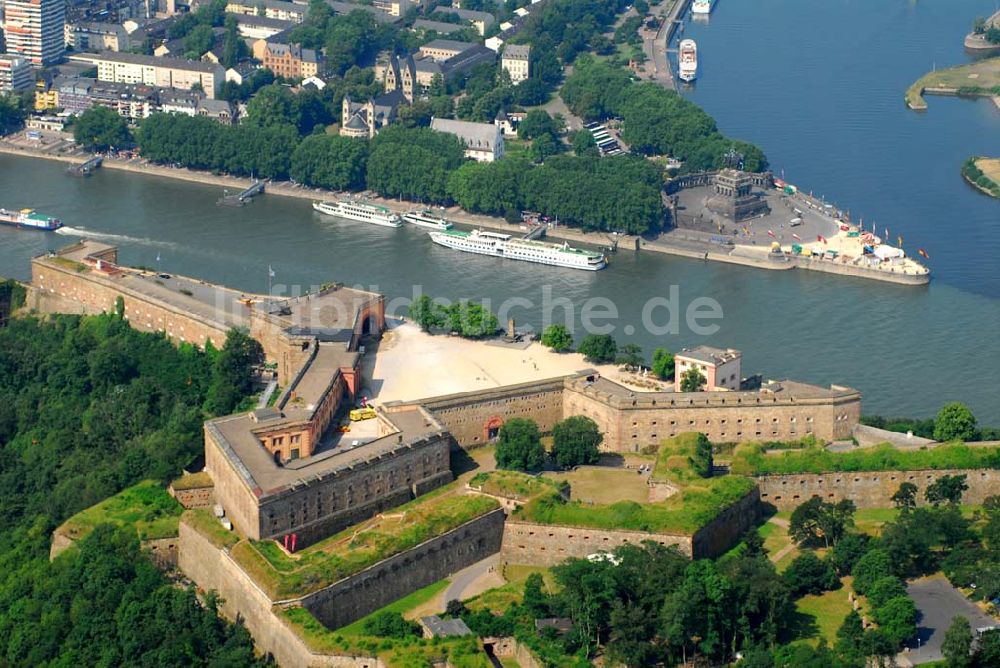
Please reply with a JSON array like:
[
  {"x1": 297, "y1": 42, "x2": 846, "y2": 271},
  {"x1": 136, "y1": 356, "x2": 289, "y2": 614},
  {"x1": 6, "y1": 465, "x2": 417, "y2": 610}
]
[
  {"x1": 58, "y1": 480, "x2": 183, "y2": 542},
  {"x1": 542, "y1": 466, "x2": 649, "y2": 504},
  {"x1": 906, "y1": 56, "x2": 1000, "y2": 109},
  {"x1": 502, "y1": 563, "x2": 557, "y2": 592},
  {"x1": 336, "y1": 579, "x2": 449, "y2": 635},
  {"x1": 789, "y1": 580, "x2": 855, "y2": 646}
]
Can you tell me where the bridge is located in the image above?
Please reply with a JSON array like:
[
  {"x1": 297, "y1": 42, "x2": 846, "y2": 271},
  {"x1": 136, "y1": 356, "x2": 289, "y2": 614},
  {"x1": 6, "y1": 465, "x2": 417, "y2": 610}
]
[
  {"x1": 522, "y1": 225, "x2": 546, "y2": 240},
  {"x1": 218, "y1": 180, "x2": 266, "y2": 206},
  {"x1": 66, "y1": 156, "x2": 102, "y2": 176}
]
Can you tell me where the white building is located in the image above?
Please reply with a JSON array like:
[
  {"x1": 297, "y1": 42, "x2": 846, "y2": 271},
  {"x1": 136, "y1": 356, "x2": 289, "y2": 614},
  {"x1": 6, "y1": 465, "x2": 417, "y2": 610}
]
[
  {"x1": 501, "y1": 43, "x2": 529, "y2": 83},
  {"x1": 65, "y1": 22, "x2": 131, "y2": 52},
  {"x1": 0, "y1": 53, "x2": 33, "y2": 93},
  {"x1": 430, "y1": 117, "x2": 504, "y2": 163},
  {"x1": 674, "y1": 346, "x2": 743, "y2": 392},
  {"x1": 3, "y1": 0, "x2": 66, "y2": 66},
  {"x1": 70, "y1": 51, "x2": 225, "y2": 98}
]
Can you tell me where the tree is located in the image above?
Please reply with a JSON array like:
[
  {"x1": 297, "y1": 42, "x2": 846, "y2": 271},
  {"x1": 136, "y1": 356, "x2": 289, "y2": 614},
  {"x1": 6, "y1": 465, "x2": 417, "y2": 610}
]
[
  {"x1": 926, "y1": 474, "x2": 969, "y2": 506},
  {"x1": 407, "y1": 295, "x2": 444, "y2": 332},
  {"x1": 443, "y1": 301, "x2": 499, "y2": 338},
  {"x1": 616, "y1": 343, "x2": 644, "y2": 369},
  {"x1": 867, "y1": 576, "x2": 907, "y2": 610},
  {"x1": 891, "y1": 482, "x2": 918, "y2": 512},
  {"x1": 783, "y1": 553, "x2": 839, "y2": 597},
  {"x1": 541, "y1": 324, "x2": 573, "y2": 352},
  {"x1": 829, "y1": 532, "x2": 870, "y2": 575},
  {"x1": 688, "y1": 432, "x2": 713, "y2": 478},
  {"x1": 679, "y1": 366, "x2": 706, "y2": 393},
  {"x1": 651, "y1": 348, "x2": 674, "y2": 380},
  {"x1": 577, "y1": 334, "x2": 617, "y2": 364},
  {"x1": 872, "y1": 596, "x2": 916, "y2": 649},
  {"x1": 495, "y1": 418, "x2": 545, "y2": 471},
  {"x1": 934, "y1": 403, "x2": 977, "y2": 442},
  {"x1": 852, "y1": 549, "x2": 893, "y2": 596},
  {"x1": 551, "y1": 416, "x2": 603, "y2": 468},
  {"x1": 183, "y1": 23, "x2": 215, "y2": 58},
  {"x1": 0, "y1": 93, "x2": 28, "y2": 129},
  {"x1": 788, "y1": 497, "x2": 856, "y2": 548},
  {"x1": 290, "y1": 134, "x2": 368, "y2": 190},
  {"x1": 522, "y1": 572, "x2": 549, "y2": 617},
  {"x1": 973, "y1": 17, "x2": 987, "y2": 34},
  {"x1": 74, "y1": 107, "x2": 132, "y2": 151},
  {"x1": 361, "y1": 611, "x2": 420, "y2": 638},
  {"x1": 204, "y1": 328, "x2": 264, "y2": 415},
  {"x1": 244, "y1": 84, "x2": 297, "y2": 129},
  {"x1": 835, "y1": 610, "x2": 866, "y2": 665},
  {"x1": 517, "y1": 109, "x2": 561, "y2": 140}
]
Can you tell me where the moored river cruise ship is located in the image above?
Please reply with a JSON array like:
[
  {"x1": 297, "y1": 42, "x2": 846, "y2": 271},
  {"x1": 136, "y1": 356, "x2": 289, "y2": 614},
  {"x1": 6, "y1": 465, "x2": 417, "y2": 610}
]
[
  {"x1": 312, "y1": 199, "x2": 402, "y2": 228},
  {"x1": 429, "y1": 228, "x2": 608, "y2": 270},
  {"x1": 402, "y1": 210, "x2": 453, "y2": 231}
]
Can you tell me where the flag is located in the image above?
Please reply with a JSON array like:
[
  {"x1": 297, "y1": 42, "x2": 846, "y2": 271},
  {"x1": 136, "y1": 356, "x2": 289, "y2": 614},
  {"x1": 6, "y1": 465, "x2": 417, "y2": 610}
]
[
  {"x1": 792, "y1": 233, "x2": 802, "y2": 241},
  {"x1": 918, "y1": 249, "x2": 930, "y2": 259},
  {"x1": 897, "y1": 235, "x2": 903, "y2": 247},
  {"x1": 156, "y1": 252, "x2": 160, "y2": 263},
  {"x1": 884, "y1": 227, "x2": 889, "y2": 241},
  {"x1": 268, "y1": 265, "x2": 275, "y2": 278},
  {"x1": 767, "y1": 230, "x2": 775, "y2": 238},
  {"x1": 817, "y1": 234, "x2": 827, "y2": 244}
]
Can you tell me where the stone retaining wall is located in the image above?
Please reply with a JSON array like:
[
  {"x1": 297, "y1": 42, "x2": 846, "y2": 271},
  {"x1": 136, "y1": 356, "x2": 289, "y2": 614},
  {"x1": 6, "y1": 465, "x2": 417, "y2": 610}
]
[
  {"x1": 501, "y1": 519, "x2": 694, "y2": 566},
  {"x1": 756, "y1": 468, "x2": 1000, "y2": 511}
]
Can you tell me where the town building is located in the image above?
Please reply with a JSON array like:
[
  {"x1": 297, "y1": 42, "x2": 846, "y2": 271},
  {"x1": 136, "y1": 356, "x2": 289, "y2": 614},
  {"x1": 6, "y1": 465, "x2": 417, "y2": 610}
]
[
  {"x1": 430, "y1": 117, "x2": 504, "y2": 162},
  {"x1": 224, "y1": 0, "x2": 307, "y2": 23},
  {"x1": 0, "y1": 52, "x2": 33, "y2": 93},
  {"x1": 368, "y1": 0, "x2": 414, "y2": 17},
  {"x1": 412, "y1": 19, "x2": 466, "y2": 36},
  {"x1": 227, "y1": 12, "x2": 295, "y2": 40},
  {"x1": 674, "y1": 345, "x2": 743, "y2": 392},
  {"x1": 339, "y1": 90, "x2": 406, "y2": 139},
  {"x1": 253, "y1": 40, "x2": 321, "y2": 79},
  {"x1": 3, "y1": 0, "x2": 66, "y2": 66},
  {"x1": 501, "y1": 43, "x2": 529, "y2": 83},
  {"x1": 377, "y1": 39, "x2": 494, "y2": 102},
  {"x1": 64, "y1": 21, "x2": 130, "y2": 52},
  {"x1": 69, "y1": 51, "x2": 225, "y2": 98},
  {"x1": 493, "y1": 108, "x2": 524, "y2": 137},
  {"x1": 436, "y1": 7, "x2": 494, "y2": 35},
  {"x1": 34, "y1": 78, "x2": 58, "y2": 109}
]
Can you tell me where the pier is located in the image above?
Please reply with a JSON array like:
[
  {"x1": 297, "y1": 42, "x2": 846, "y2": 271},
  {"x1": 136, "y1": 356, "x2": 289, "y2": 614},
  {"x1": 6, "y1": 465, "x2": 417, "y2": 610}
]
[
  {"x1": 523, "y1": 225, "x2": 546, "y2": 240},
  {"x1": 66, "y1": 156, "x2": 102, "y2": 177},
  {"x1": 218, "y1": 180, "x2": 265, "y2": 206}
]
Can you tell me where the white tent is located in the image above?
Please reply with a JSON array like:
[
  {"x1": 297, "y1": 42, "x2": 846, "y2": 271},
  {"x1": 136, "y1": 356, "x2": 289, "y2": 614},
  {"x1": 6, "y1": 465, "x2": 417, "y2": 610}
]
[{"x1": 873, "y1": 245, "x2": 904, "y2": 260}]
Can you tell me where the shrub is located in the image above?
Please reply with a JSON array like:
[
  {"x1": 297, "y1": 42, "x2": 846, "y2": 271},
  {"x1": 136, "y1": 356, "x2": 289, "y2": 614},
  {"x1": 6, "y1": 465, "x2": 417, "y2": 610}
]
[
  {"x1": 852, "y1": 549, "x2": 893, "y2": 596},
  {"x1": 551, "y1": 416, "x2": 603, "y2": 468},
  {"x1": 577, "y1": 334, "x2": 617, "y2": 363},
  {"x1": 783, "y1": 552, "x2": 839, "y2": 597},
  {"x1": 496, "y1": 418, "x2": 545, "y2": 472}
]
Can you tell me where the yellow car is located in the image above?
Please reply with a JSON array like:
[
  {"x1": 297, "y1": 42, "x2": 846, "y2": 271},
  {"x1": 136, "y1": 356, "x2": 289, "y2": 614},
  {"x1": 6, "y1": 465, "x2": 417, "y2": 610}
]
[{"x1": 349, "y1": 407, "x2": 377, "y2": 421}]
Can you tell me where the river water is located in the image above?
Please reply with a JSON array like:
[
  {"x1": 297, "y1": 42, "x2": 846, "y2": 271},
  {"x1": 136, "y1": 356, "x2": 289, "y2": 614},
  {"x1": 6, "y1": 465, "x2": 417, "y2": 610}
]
[{"x1": 2, "y1": 0, "x2": 1000, "y2": 421}]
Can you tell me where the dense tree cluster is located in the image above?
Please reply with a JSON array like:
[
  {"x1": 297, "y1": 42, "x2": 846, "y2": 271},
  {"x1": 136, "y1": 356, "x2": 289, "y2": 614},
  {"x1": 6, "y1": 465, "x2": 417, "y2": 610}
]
[
  {"x1": 74, "y1": 106, "x2": 133, "y2": 151},
  {"x1": 0, "y1": 313, "x2": 262, "y2": 663},
  {"x1": 562, "y1": 56, "x2": 768, "y2": 173},
  {"x1": 495, "y1": 418, "x2": 545, "y2": 472},
  {"x1": 289, "y1": 4, "x2": 401, "y2": 76},
  {"x1": 861, "y1": 401, "x2": 999, "y2": 441},
  {"x1": 366, "y1": 125, "x2": 467, "y2": 203},
  {"x1": 407, "y1": 294, "x2": 500, "y2": 338},
  {"x1": 551, "y1": 416, "x2": 603, "y2": 468}
]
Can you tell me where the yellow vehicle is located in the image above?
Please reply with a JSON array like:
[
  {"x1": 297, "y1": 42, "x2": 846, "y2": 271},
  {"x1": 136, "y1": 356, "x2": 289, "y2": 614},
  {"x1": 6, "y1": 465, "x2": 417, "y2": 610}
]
[{"x1": 349, "y1": 407, "x2": 377, "y2": 421}]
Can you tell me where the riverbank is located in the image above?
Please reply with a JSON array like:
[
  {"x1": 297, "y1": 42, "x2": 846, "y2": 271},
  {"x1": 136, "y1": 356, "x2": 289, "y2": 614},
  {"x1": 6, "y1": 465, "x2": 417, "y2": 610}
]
[
  {"x1": 964, "y1": 10, "x2": 1000, "y2": 54},
  {"x1": 905, "y1": 55, "x2": 1000, "y2": 110},
  {"x1": 961, "y1": 156, "x2": 1000, "y2": 199},
  {"x1": 0, "y1": 141, "x2": 928, "y2": 285}
]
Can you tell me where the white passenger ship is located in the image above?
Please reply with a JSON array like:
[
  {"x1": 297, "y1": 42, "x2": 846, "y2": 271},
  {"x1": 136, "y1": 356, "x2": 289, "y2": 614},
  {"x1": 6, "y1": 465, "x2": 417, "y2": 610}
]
[
  {"x1": 312, "y1": 199, "x2": 401, "y2": 228},
  {"x1": 691, "y1": 0, "x2": 712, "y2": 15},
  {"x1": 678, "y1": 39, "x2": 698, "y2": 82},
  {"x1": 429, "y1": 229, "x2": 608, "y2": 271},
  {"x1": 402, "y1": 210, "x2": 453, "y2": 231}
]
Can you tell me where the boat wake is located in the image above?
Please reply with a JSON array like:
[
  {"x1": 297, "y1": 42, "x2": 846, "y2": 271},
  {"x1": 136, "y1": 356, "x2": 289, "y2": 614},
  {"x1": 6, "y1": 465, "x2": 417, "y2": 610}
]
[{"x1": 56, "y1": 226, "x2": 177, "y2": 249}]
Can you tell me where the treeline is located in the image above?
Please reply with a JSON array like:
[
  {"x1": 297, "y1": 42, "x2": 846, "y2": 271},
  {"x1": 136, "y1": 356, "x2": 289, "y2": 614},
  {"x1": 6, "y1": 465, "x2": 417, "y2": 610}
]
[
  {"x1": 562, "y1": 56, "x2": 768, "y2": 172},
  {"x1": 961, "y1": 156, "x2": 1000, "y2": 199},
  {"x1": 862, "y1": 401, "x2": 998, "y2": 442},
  {"x1": 0, "y1": 313, "x2": 263, "y2": 663},
  {"x1": 137, "y1": 117, "x2": 665, "y2": 233}
]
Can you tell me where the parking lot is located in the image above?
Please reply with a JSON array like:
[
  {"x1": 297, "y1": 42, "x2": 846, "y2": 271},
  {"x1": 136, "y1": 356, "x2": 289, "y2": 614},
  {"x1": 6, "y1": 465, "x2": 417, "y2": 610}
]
[{"x1": 903, "y1": 576, "x2": 997, "y2": 664}]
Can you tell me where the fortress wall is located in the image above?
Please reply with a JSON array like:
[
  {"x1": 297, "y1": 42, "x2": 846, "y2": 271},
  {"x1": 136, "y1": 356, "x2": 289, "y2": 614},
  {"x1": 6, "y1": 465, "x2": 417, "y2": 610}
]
[
  {"x1": 500, "y1": 520, "x2": 694, "y2": 567},
  {"x1": 300, "y1": 508, "x2": 507, "y2": 630},
  {"x1": 30, "y1": 259, "x2": 230, "y2": 349},
  {"x1": 169, "y1": 484, "x2": 215, "y2": 509},
  {"x1": 756, "y1": 468, "x2": 1000, "y2": 511},
  {"x1": 178, "y1": 519, "x2": 385, "y2": 668},
  {"x1": 418, "y1": 378, "x2": 569, "y2": 448},
  {"x1": 563, "y1": 386, "x2": 860, "y2": 453},
  {"x1": 205, "y1": 425, "x2": 264, "y2": 539},
  {"x1": 690, "y1": 486, "x2": 762, "y2": 558}
]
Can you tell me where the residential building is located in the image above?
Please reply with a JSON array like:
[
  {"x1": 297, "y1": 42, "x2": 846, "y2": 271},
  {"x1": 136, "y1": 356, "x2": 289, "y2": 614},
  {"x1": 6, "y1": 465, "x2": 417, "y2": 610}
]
[
  {"x1": 324, "y1": 0, "x2": 396, "y2": 23},
  {"x1": 0, "y1": 52, "x2": 32, "y2": 93},
  {"x1": 501, "y1": 43, "x2": 529, "y2": 83},
  {"x1": 253, "y1": 40, "x2": 321, "y2": 79},
  {"x1": 339, "y1": 89, "x2": 405, "y2": 139},
  {"x1": 64, "y1": 21, "x2": 130, "y2": 52},
  {"x1": 412, "y1": 19, "x2": 465, "y2": 35},
  {"x1": 3, "y1": 0, "x2": 66, "y2": 66},
  {"x1": 70, "y1": 51, "x2": 225, "y2": 98},
  {"x1": 227, "y1": 12, "x2": 295, "y2": 40},
  {"x1": 377, "y1": 40, "x2": 494, "y2": 102},
  {"x1": 368, "y1": 0, "x2": 413, "y2": 17},
  {"x1": 436, "y1": 7, "x2": 494, "y2": 35},
  {"x1": 196, "y1": 96, "x2": 234, "y2": 124},
  {"x1": 56, "y1": 77, "x2": 159, "y2": 121},
  {"x1": 493, "y1": 108, "x2": 524, "y2": 137},
  {"x1": 33, "y1": 77, "x2": 58, "y2": 109},
  {"x1": 224, "y1": 0, "x2": 307, "y2": 23},
  {"x1": 674, "y1": 345, "x2": 743, "y2": 392},
  {"x1": 430, "y1": 117, "x2": 504, "y2": 162}
]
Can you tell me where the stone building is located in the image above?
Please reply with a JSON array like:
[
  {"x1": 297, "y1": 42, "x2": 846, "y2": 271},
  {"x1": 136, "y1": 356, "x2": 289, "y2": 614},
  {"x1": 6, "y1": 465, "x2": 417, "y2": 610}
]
[
  {"x1": 706, "y1": 169, "x2": 771, "y2": 222},
  {"x1": 339, "y1": 90, "x2": 406, "y2": 139},
  {"x1": 69, "y1": 51, "x2": 226, "y2": 98},
  {"x1": 253, "y1": 40, "x2": 321, "y2": 79},
  {"x1": 501, "y1": 43, "x2": 530, "y2": 83},
  {"x1": 430, "y1": 117, "x2": 504, "y2": 162},
  {"x1": 376, "y1": 39, "x2": 495, "y2": 102}
]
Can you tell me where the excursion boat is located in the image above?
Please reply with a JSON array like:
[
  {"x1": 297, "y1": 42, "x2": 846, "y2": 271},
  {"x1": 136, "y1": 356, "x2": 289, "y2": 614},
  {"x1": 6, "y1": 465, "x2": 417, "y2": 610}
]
[
  {"x1": 0, "y1": 208, "x2": 62, "y2": 231},
  {"x1": 312, "y1": 199, "x2": 401, "y2": 228},
  {"x1": 678, "y1": 38, "x2": 698, "y2": 83},
  {"x1": 429, "y1": 228, "x2": 608, "y2": 271},
  {"x1": 691, "y1": 0, "x2": 712, "y2": 15},
  {"x1": 402, "y1": 210, "x2": 453, "y2": 231}
]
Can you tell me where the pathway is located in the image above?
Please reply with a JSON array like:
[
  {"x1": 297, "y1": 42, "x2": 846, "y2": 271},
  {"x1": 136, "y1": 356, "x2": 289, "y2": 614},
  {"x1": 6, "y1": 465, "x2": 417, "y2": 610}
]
[
  {"x1": 443, "y1": 553, "x2": 503, "y2": 603},
  {"x1": 766, "y1": 517, "x2": 797, "y2": 565}
]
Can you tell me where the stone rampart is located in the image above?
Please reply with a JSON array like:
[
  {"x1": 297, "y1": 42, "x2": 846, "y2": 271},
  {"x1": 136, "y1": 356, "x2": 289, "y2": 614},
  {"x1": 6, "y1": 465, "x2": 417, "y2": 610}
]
[
  {"x1": 415, "y1": 377, "x2": 570, "y2": 448},
  {"x1": 299, "y1": 508, "x2": 506, "y2": 629},
  {"x1": 169, "y1": 484, "x2": 215, "y2": 509},
  {"x1": 690, "y1": 485, "x2": 761, "y2": 558},
  {"x1": 501, "y1": 519, "x2": 694, "y2": 566},
  {"x1": 756, "y1": 468, "x2": 1000, "y2": 511},
  {"x1": 178, "y1": 518, "x2": 385, "y2": 668}
]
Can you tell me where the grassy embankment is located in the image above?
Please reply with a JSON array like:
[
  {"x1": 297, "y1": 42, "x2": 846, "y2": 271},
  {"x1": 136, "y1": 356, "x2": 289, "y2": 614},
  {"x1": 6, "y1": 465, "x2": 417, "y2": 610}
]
[
  {"x1": 905, "y1": 56, "x2": 1000, "y2": 109},
  {"x1": 962, "y1": 156, "x2": 1000, "y2": 199},
  {"x1": 508, "y1": 433, "x2": 756, "y2": 535},
  {"x1": 56, "y1": 480, "x2": 184, "y2": 543}
]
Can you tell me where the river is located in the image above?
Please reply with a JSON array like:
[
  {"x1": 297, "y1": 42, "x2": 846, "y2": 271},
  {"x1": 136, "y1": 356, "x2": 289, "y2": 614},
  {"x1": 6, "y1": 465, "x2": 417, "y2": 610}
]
[{"x1": 2, "y1": 0, "x2": 1000, "y2": 422}]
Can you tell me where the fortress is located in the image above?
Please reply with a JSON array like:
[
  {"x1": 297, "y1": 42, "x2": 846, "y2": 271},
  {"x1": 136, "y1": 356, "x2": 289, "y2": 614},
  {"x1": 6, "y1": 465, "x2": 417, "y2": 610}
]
[{"x1": 35, "y1": 240, "x2": 949, "y2": 667}]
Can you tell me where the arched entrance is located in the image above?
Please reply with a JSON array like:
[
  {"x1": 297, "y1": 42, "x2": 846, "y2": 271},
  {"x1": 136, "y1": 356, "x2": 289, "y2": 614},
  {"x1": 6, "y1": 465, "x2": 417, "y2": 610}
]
[{"x1": 484, "y1": 416, "x2": 504, "y2": 442}]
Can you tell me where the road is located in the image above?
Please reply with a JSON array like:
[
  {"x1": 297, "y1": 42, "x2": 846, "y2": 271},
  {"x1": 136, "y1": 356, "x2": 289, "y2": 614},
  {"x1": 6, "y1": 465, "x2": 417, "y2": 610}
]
[
  {"x1": 902, "y1": 576, "x2": 998, "y2": 664},
  {"x1": 443, "y1": 553, "x2": 503, "y2": 603},
  {"x1": 642, "y1": 0, "x2": 681, "y2": 90}
]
